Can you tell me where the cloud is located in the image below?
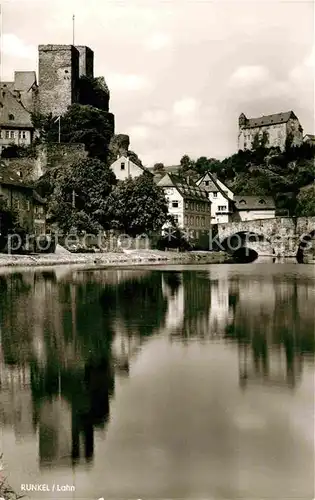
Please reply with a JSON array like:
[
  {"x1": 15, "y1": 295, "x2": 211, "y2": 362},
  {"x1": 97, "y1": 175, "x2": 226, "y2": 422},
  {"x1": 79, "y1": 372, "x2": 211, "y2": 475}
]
[
  {"x1": 2, "y1": 34, "x2": 37, "y2": 60},
  {"x1": 146, "y1": 33, "x2": 171, "y2": 51},
  {"x1": 127, "y1": 125, "x2": 150, "y2": 140},
  {"x1": 106, "y1": 73, "x2": 150, "y2": 92},
  {"x1": 173, "y1": 98, "x2": 198, "y2": 117},
  {"x1": 228, "y1": 65, "x2": 270, "y2": 87},
  {"x1": 304, "y1": 45, "x2": 315, "y2": 68},
  {"x1": 141, "y1": 109, "x2": 169, "y2": 126}
]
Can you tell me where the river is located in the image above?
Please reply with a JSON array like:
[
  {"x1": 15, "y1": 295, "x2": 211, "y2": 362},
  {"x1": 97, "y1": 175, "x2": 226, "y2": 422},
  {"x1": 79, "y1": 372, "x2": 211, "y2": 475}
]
[{"x1": 0, "y1": 263, "x2": 314, "y2": 499}]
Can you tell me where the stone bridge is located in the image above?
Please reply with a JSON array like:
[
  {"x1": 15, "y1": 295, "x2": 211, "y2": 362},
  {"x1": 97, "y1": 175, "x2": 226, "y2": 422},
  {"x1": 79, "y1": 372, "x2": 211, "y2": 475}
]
[{"x1": 216, "y1": 217, "x2": 315, "y2": 261}]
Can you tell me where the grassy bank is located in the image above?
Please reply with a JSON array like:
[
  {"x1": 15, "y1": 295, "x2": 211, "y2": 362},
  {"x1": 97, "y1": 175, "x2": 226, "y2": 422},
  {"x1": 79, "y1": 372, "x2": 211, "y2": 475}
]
[{"x1": 0, "y1": 250, "x2": 230, "y2": 268}]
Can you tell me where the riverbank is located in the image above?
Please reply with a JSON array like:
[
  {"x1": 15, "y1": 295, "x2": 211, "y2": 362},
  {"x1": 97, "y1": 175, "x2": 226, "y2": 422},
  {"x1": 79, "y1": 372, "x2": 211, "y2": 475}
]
[{"x1": 0, "y1": 250, "x2": 230, "y2": 268}]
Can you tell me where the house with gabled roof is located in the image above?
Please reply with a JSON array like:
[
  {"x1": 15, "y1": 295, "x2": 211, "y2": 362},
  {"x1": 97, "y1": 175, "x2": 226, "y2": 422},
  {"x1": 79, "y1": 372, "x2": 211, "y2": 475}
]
[
  {"x1": 156, "y1": 173, "x2": 211, "y2": 242},
  {"x1": 196, "y1": 170, "x2": 276, "y2": 222},
  {"x1": 0, "y1": 164, "x2": 46, "y2": 236},
  {"x1": 110, "y1": 155, "x2": 153, "y2": 181},
  {"x1": 196, "y1": 171, "x2": 234, "y2": 223},
  {"x1": 238, "y1": 110, "x2": 303, "y2": 152},
  {"x1": 303, "y1": 134, "x2": 315, "y2": 146},
  {"x1": 0, "y1": 85, "x2": 35, "y2": 154},
  {"x1": 233, "y1": 196, "x2": 275, "y2": 221}
]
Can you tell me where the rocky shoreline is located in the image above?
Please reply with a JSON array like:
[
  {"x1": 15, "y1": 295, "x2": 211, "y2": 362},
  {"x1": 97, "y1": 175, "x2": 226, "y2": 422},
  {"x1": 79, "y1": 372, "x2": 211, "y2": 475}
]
[{"x1": 0, "y1": 250, "x2": 230, "y2": 269}]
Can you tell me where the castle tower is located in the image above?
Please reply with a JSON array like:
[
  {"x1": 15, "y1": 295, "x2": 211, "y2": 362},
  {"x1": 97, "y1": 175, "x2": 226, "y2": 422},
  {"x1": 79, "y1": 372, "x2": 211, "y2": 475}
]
[
  {"x1": 75, "y1": 46, "x2": 94, "y2": 78},
  {"x1": 238, "y1": 113, "x2": 247, "y2": 128},
  {"x1": 38, "y1": 44, "x2": 80, "y2": 116}
]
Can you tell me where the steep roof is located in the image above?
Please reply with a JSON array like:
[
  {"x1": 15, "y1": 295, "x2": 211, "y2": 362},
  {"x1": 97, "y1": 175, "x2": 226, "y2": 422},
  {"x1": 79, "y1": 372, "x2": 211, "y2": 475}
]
[
  {"x1": 0, "y1": 88, "x2": 33, "y2": 128},
  {"x1": 0, "y1": 164, "x2": 45, "y2": 203},
  {"x1": 157, "y1": 173, "x2": 209, "y2": 201},
  {"x1": 243, "y1": 111, "x2": 297, "y2": 129},
  {"x1": 303, "y1": 134, "x2": 315, "y2": 142},
  {"x1": 14, "y1": 71, "x2": 37, "y2": 91},
  {"x1": 234, "y1": 196, "x2": 275, "y2": 210},
  {"x1": 196, "y1": 171, "x2": 231, "y2": 200}
]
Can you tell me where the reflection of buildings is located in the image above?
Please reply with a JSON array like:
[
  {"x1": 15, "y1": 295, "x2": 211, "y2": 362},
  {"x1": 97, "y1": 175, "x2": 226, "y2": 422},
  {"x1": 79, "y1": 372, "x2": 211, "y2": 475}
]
[
  {"x1": 0, "y1": 359, "x2": 35, "y2": 438},
  {"x1": 0, "y1": 266, "x2": 314, "y2": 472},
  {"x1": 112, "y1": 320, "x2": 143, "y2": 375},
  {"x1": 238, "y1": 342, "x2": 303, "y2": 389}
]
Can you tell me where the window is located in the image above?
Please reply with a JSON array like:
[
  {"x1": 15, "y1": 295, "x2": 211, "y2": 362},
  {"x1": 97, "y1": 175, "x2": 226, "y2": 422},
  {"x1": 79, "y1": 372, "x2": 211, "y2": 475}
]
[
  {"x1": 213, "y1": 192, "x2": 218, "y2": 198},
  {"x1": 201, "y1": 216, "x2": 205, "y2": 227},
  {"x1": 26, "y1": 200, "x2": 30, "y2": 211},
  {"x1": 190, "y1": 216, "x2": 194, "y2": 225},
  {"x1": 36, "y1": 205, "x2": 44, "y2": 215},
  {"x1": 19, "y1": 131, "x2": 27, "y2": 139},
  {"x1": 172, "y1": 200, "x2": 179, "y2": 208},
  {"x1": 10, "y1": 131, "x2": 15, "y2": 139},
  {"x1": 196, "y1": 216, "x2": 200, "y2": 227},
  {"x1": 120, "y1": 162, "x2": 125, "y2": 170},
  {"x1": 184, "y1": 215, "x2": 188, "y2": 225},
  {"x1": 218, "y1": 205, "x2": 227, "y2": 211},
  {"x1": 5, "y1": 130, "x2": 9, "y2": 139},
  {"x1": 9, "y1": 114, "x2": 14, "y2": 121},
  {"x1": 15, "y1": 199, "x2": 20, "y2": 210},
  {"x1": 185, "y1": 202, "x2": 189, "y2": 209},
  {"x1": 173, "y1": 215, "x2": 179, "y2": 223},
  {"x1": 205, "y1": 180, "x2": 209, "y2": 186},
  {"x1": 239, "y1": 199, "x2": 246, "y2": 205},
  {"x1": 259, "y1": 199, "x2": 265, "y2": 204}
]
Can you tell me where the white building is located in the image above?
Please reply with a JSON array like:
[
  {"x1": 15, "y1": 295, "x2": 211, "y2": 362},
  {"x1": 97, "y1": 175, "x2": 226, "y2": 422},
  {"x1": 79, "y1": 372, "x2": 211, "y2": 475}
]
[
  {"x1": 110, "y1": 155, "x2": 153, "y2": 181},
  {"x1": 233, "y1": 196, "x2": 276, "y2": 221},
  {"x1": 196, "y1": 171, "x2": 234, "y2": 223},
  {"x1": 156, "y1": 173, "x2": 211, "y2": 238},
  {"x1": 197, "y1": 171, "x2": 276, "y2": 222}
]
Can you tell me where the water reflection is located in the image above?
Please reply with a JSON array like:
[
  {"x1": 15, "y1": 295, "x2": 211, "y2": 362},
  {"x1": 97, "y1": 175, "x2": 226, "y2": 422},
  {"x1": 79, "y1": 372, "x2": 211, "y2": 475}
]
[{"x1": 0, "y1": 265, "x2": 314, "y2": 478}]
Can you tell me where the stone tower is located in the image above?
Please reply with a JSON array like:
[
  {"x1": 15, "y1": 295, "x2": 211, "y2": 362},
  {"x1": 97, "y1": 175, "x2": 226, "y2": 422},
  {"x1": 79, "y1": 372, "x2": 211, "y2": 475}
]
[
  {"x1": 238, "y1": 113, "x2": 248, "y2": 128},
  {"x1": 38, "y1": 44, "x2": 80, "y2": 116},
  {"x1": 75, "y1": 46, "x2": 94, "y2": 78}
]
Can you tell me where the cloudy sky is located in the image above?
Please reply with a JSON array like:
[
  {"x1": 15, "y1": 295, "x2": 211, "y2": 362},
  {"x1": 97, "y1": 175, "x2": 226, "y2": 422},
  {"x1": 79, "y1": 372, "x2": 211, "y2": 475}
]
[{"x1": 1, "y1": 0, "x2": 314, "y2": 166}]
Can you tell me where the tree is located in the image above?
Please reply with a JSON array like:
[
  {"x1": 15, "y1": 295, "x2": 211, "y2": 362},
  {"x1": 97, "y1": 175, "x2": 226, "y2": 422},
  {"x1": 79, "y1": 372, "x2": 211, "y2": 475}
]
[
  {"x1": 296, "y1": 184, "x2": 315, "y2": 216},
  {"x1": 195, "y1": 156, "x2": 222, "y2": 176},
  {"x1": 153, "y1": 163, "x2": 165, "y2": 175},
  {"x1": 32, "y1": 104, "x2": 115, "y2": 161},
  {"x1": 36, "y1": 157, "x2": 116, "y2": 233},
  {"x1": 105, "y1": 173, "x2": 169, "y2": 236},
  {"x1": 179, "y1": 155, "x2": 195, "y2": 175}
]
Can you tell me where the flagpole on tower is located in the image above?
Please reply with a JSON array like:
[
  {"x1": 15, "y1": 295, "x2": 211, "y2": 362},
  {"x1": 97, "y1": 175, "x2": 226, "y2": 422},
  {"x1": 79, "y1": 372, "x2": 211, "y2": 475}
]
[{"x1": 72, "y1": 14, "x2": 75, "y2": 46}]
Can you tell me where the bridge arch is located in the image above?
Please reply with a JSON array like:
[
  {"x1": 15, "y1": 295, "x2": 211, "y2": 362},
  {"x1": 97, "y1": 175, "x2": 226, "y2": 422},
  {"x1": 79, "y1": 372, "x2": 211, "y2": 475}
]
[
  {"x1": 296, "y1": 230, "x2": 315, "y2": 263},
  {"x1": 220, "y1": 230, "x2": 275, "y2": 262}
]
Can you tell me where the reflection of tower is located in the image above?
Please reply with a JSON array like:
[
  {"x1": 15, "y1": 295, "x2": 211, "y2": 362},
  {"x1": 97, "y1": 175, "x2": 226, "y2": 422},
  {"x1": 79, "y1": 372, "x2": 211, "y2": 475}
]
[
  {"x1": 39, "y1": 397, "x2": 72, "y2": 467},
  {"x1": 208, "y1": 278, "x2": 231, "y2": 335},
  {"x1": 162, "y1": 273, "x2": 184, "y2": 332}
]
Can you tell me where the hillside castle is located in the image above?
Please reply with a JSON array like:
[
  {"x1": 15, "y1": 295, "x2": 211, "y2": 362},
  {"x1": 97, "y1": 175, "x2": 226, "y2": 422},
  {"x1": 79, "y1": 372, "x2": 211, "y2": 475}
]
[
  {"x1": 238, "y1": 111, "x2": 304, "y2": 152},
  {"x1": 0, "y1": 44, "x2": 114, "y2": 153}
]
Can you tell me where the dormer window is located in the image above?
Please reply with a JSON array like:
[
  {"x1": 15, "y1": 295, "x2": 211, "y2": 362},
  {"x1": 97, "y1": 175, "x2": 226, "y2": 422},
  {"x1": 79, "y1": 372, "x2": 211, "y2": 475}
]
[
  {"x1": 9, "y1": 114, "x2": 14, "y2": 121},
  {"x1": 239, "y1": 199, "x2": 246, "y2": 205},
  {"x1": 259, "y1": 199, "x2": 265, "y2": 204},
  {"x1": 213, "y1": 192, "x2": 218, "y2": 198}
]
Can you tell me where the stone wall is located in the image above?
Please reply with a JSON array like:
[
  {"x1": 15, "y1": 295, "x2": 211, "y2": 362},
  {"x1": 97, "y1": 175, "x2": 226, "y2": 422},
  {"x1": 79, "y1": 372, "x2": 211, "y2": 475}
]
[
  {"x1": 287, "y1": 118, "x2": 303, "y2": 147},
  {"x1": 75, "y1": 46, "x2": 94, "y2": 78},
  {"x1": 109, "y1": 134, "x2": 130, "y2": 159},
  {"x1": 2, "y1": 143, "x2": 88, "y2": 182},
  {"x1": 218, "y1": 216, "x2": 315, "y2": 257},
  {"x1": 38, "y1": 45, "x2": 80, "y2": 116}
]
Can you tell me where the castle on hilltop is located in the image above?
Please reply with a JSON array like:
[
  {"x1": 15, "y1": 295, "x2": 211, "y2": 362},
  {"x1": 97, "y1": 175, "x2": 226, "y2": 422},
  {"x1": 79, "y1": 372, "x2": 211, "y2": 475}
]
[
  {"x1": 238, "y1": 111, "x2": 304, "y2": 152},
  {"x1": 0, "y1": 44, "x2": 113, "y2": 154}
]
